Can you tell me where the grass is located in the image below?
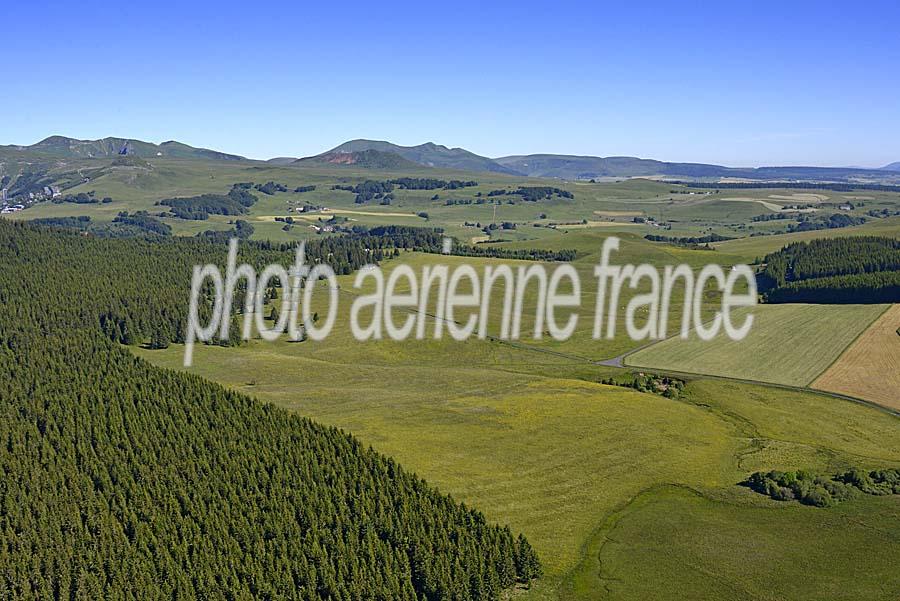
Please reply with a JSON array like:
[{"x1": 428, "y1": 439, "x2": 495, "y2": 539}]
[
  {"x1": 565, "y1": 378, "x2": 900, "y2": 600},
  {"x1": 814, "y1": 304, "x2": 900, "y2": 411},
  {"x1": 136, "y1": 251, "x2": 900, "y2": 599},
  {"x1": 594, "y1": 486, "x2": 900, "y2": 601},
  {"x1": 626, "y1": 303, "x2": 888, "y2": 386},
  {"x1": 136, "y1": 337, "x2": 900, "y2": 599}
]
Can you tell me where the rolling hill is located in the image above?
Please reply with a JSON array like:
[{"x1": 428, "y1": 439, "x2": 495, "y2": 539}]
[
  {"x1": 295, "y1": 148, "x2": 423, "y2": 170},
  {"x1": 266, "y1": 156, "x2": 299, "y2": 165},
  {"x1": 493, "y1": 154, "x2": 724, "y2": 179},
  {"x1": 323, "y1": 139, "x2": 521, "y2": 174},
  {"x1": 882, "y1": 162, "x2": 900, "y2": 172},
  {"x1": 4, "y1": 135, "x2": 245, "y2": 161}
]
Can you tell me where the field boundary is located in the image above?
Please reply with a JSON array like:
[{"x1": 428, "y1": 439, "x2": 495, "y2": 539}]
[
  {"x1": 619, "y1": 361, "x2": 900, "y2": 418},
  {"x1": 805, "y1": 303, "x2": 891, "y2": 386}
]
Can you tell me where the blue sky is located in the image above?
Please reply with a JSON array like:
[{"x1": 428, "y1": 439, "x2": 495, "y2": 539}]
[{"x1": 4, "y1": 0, "x2": 899, "y2": 166}]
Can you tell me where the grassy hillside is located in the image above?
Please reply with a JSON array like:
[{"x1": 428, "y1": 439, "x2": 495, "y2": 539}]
[
  {"x1": 295, "y1": 149, "x2": 422, "y2": 169},
  {"x1": 134, "y1": 244, "x2": 900, "y2": 599},
  {"x1": 327, "y1": 139, "x2": 519, "y2": 174},
  {"x1": 494, "y1": 152, "x2": 900, "y2": 182},
  {"x1": 140, "y1": 324, "x2": 900, "y2": 600},
  {"x1": 6, "y1": 135, "x2": 245, "y2": 160},
  {"x1": 593, "y1": 486, "x2": 900, "y2": 601}
]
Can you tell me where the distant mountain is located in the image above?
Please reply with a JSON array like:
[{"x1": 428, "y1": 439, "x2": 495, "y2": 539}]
[
  {"x1": 881, "y1": 162, "x2": 900, "y2": 172},
  {"x1": 295, "y1": 149, "x2": 422, "y2": 170},
  {"x1": 266, "y1": 157, "x2": 298, "y2": 166},
  {"x1": 494, "y1": 154, "x2": 714, "y2": 179},
  {"x1": 494, "y1": 153, "x2": 900, "y2": 182},
  {"x1": 326, "y1": 140, "x2": 521, "y2": 175},
  {"x1": 8, "y1": 136, "x2": 245, "y2": 161}
]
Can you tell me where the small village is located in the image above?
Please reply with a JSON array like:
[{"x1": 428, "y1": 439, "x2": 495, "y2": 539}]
[{"x1": 0, "y1": 185, "x2": 61, "y2": 214}]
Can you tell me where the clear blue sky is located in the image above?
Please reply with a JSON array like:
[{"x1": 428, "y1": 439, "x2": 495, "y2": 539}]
[{"x1": 4, "y1": 0, "x2": 899, "y2": 167}]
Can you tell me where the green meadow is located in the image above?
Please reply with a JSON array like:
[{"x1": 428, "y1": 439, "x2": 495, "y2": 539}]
[
  {"x1": 135, "y1": 247, "x2": 900, "y2": 599},
  {"x1": 138, "y1": 334, "x2": 900, "y2": 600}
]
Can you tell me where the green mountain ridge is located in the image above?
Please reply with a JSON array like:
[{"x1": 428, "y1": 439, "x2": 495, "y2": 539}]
[
  {"x1": 2, "y1": 135, "x2": 899, "y2": 184},
  {"x1": 325, "y1": 139, "x2": 521, "y2": 175},
  {"x1": 6, "y1": 135, "x2": 245, "y2": 161},
  {"x1": 295, "y1": 148, "x2": 423, "y2": 170}
]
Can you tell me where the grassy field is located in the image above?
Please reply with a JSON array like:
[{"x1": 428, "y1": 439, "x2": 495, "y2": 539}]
[
  {"x1": 135, "y1": 254, "x2": 900, "y2": 600},
  {"x1": 565, "y1": 378, "x2": 900, "y2": 600},
  {"x1": 814, "y1": 304, "x2": 900, "y2": 410},
  {"x1": 136, "y1": 341, "x2": 900, "y2": 600},
  {"x1": 626, "y1": 303, "x2": 888, "y2": 386},
  {"x1": 593, "y1": 486, "x2": 900, "y2": 601}
]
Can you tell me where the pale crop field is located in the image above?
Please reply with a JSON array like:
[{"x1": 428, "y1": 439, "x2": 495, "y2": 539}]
[
  {"x1": 626, "y1": 303, "x2": 888, "y2": 386},
  {"x1": 814, "y1": 304, "x2": 900, "y2": 410}
]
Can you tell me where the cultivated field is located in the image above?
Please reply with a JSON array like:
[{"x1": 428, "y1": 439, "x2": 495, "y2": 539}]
[
  {"x1": 814, "y1": 304, "x2": 900, "y2": 410},
  {"x1": 626, "y1": 303, "x2": 888, "y2": 386}
]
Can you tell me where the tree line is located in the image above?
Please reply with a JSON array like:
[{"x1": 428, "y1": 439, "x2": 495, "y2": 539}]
[
  {"x1": 486, "y1": 187, "x2": 574, "y2": 202},
  {"x1": 787, "y1": 213, "x2": 866, "y2": 232},
  {"x1": 747, "y1": 468, "x2": 900, "y2": 507},
  {"x1": 645, "y1": 233, "x2": 733, "y2": 245},
  {"x1": 29, "y1": 211, "x2": 172, "y2": 238},
  {"x1": 158, "y1": 184, "x2": 259, "y2": 219},
  {"x1": 760, "y1": 237, "x2": 899, "y2": 303}
]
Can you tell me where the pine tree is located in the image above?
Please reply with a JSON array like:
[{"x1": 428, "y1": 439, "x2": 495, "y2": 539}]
[{"x1": 149, "y1": 326, "x2": 170, "y2": 349}]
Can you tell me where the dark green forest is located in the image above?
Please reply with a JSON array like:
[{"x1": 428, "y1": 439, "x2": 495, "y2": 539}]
[
  {"x1": 760, "y1": 237, "x2": 900, "y2": 303},
  {"x1": 159, "y1": 185, "x2": 260, "y2": 220},
  {"x1": 0, "y1": 221, "x2": 540, "y2": 599}
]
